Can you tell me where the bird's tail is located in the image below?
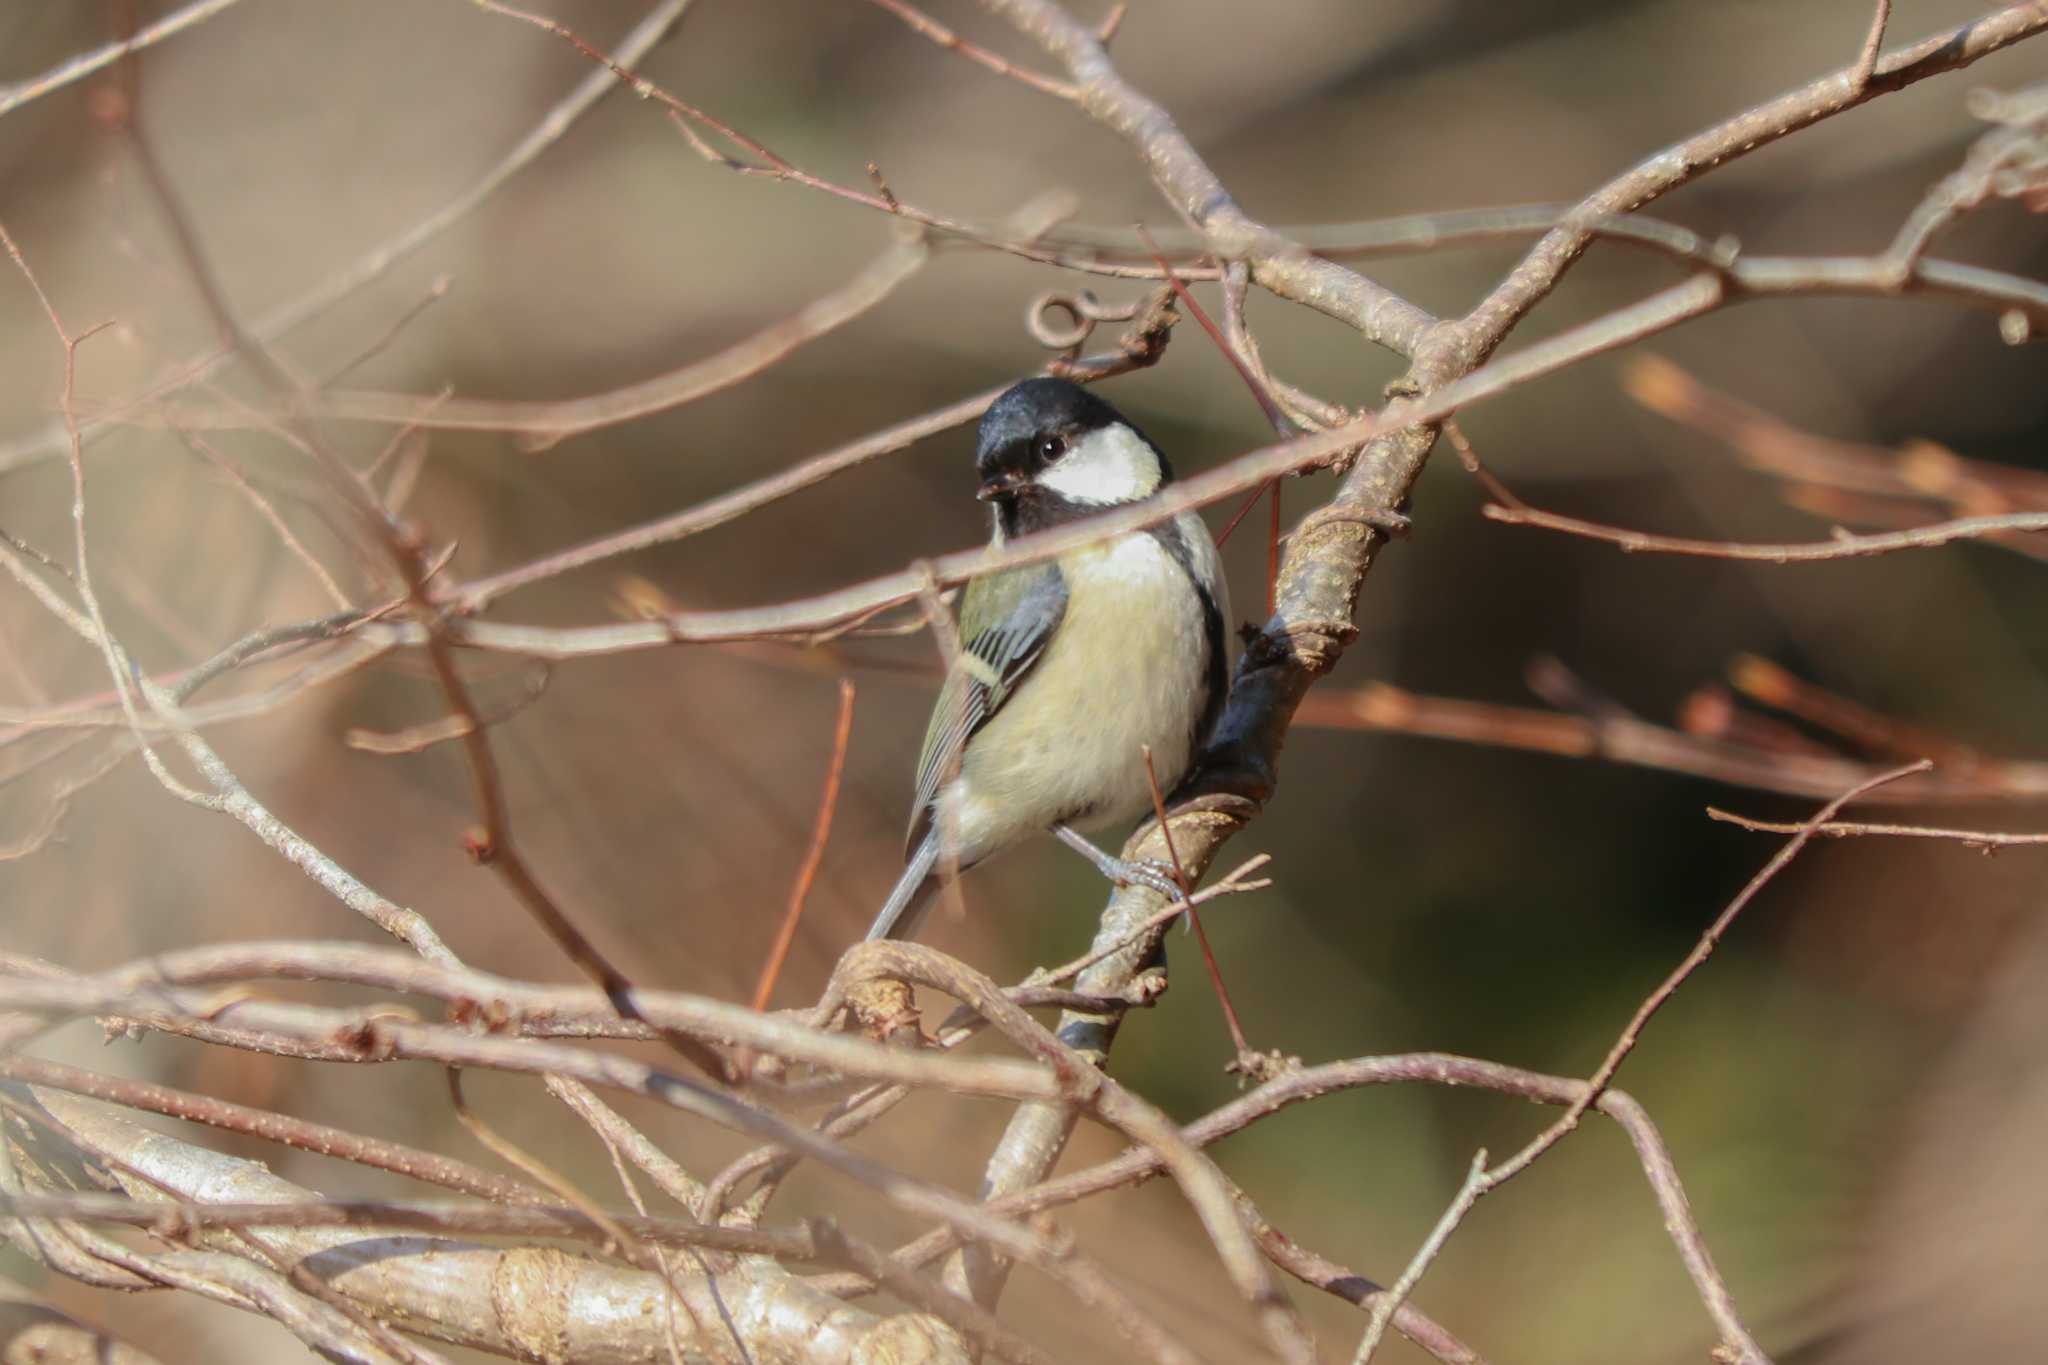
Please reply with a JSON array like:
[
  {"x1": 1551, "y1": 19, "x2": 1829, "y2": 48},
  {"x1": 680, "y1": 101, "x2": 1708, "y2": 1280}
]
[{"x1": 867, "y1": 832, "x2": 942, "y2": 941}]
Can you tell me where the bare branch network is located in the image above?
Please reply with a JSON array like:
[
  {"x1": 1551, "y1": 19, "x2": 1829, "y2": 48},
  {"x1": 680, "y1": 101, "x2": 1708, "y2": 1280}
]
[{"x1": 1, "y1": 2, "x2": 2045, "y2": 1363}]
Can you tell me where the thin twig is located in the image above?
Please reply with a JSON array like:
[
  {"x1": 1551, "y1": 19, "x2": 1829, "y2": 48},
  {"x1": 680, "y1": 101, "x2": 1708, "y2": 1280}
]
[
  {"x1": 1626, "y1": 354, "x2": 2048, "y2": 563},
  {"x1": 1, "y1": 1055, "x2": 545, "y2": 1205},
  {"x1": 1707, "y1": 808, "x2": 2048, "y2": 847},
  {"x1": 318, "y1": 275, "x2": 452, "y2": 388},
  {"x1": 1483, "y1": 500, "x2": 2048, "y2": 561},
  {"x1": 1459, "y1": 0, "x2": 2048, "y2": 350},
  {"x1": 1353, "y1": 1150, "x2": 1488, "y2": 1363},
  {"x1": 1139, "y1": 745, "x2": 1255, "y2": 1063},
  {"x1": 828, "y1": 942, "x2": 1317, "y2": 1365},
  {"x1": 449, "y1": 328, "x2": 1169, "y2": 613},
  {"x1": 17, "y1": 1089, "x2": 936, "y2": 1364},
  {"x1": 1339, "y1": 762, "x2": 1933, "y2": 1365},
  {"x1": 170, "y1": 428, "x2": 355, "y2": 609},
  {"x1": 1023, "y1": 855, "x2": 1272, "y2": 987},
  {"x1": 1853, "y1": 0, "x2": 1893, "y2": 93},
  {"x1": 443, "y1": 1069, "x2": 635, "y2": 1252},
  {"x1": 1266, "y1": 480, "x2": 1281, "y2": 618},
  {"x1": 381, "y1": 479, "x2": 728, "y2": 1076},
  {"x1": 1725, "y1": 653, "x2": 1982, "y2": 765},
  {"x1": 161, "y1": 127, "x2": 732, "y2": 1078},
  {"x1": 865, "y1": 0, "x2": 1078, "y2": 99},
  {"x1": 750, "y1": 678, "x2": 856, "y2": 1014},
  {"x1": 0, "y1": 0, "x2": 245, "y2": 118},
  {"x1": 0, "y1": 222, "x2": 216, "y2": 808},
  {"x1": 287, "y1": 252, "x2": 2031, "y2": 664},
  {"x1": 805, "y1": 1217, "x2": 1059, "y2": 1365},
  {"x1": 543, "y1": 1076, "x2": 706, "y2": 1211},
  {"x1": 0, "y1": 1, "x2": 697, "y2": 474},
  {"x1": 1296, "y1": 673, "x2": 2048, "y2": 802},
  {"x1": 0, "y1": 1192, "x2": 815, "y2": 1260},
  {"x1": 0, "y1": 942, "x2": 1067, "y2": 1100},
  {"x1": 1212, "y1": 480, "x2": 1276, "y2": 549},
  {"x1": 1498, "y1": 760, "x2": 1932, "y2": 1178},
  {"x1": 211, "y1": 240, "x2": 931, "y2": 446},
  {"x1": 1130, "y1": 225, "x2": 1290, "y2": 436},
  {"x1": 340, "y1": 662, "x2": 549, "y2": 755},
  {"x1": 1441, "y1": 418, "x2": 1519, "y2": 508}
]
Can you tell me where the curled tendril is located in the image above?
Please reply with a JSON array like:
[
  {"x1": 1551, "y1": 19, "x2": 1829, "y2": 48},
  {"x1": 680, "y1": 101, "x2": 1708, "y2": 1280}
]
[{"x1": 1026, "y1": 288, "x2": 1147, "y2": 356}]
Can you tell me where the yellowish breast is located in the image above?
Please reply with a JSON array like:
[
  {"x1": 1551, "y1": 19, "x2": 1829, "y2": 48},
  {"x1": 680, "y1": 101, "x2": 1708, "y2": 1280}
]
[{"x1": 948, "y1": 531, "x2": 1210, "y2": 857}]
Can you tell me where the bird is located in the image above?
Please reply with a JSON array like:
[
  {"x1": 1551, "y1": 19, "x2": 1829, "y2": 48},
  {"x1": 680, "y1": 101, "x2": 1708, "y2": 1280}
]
[{"x1": 866, "y1": 376, "x2": 1230, "y2": 942}]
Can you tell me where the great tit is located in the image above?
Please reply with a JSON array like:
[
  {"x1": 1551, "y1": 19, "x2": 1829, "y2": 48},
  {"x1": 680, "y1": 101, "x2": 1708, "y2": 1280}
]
[{"x1": 866, "y1": 377, "x2": 1230, "y2": 942}]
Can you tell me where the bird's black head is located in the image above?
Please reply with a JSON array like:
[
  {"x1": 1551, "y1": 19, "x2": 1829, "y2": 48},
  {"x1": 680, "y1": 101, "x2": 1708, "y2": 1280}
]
[{"x1": 972, "y1": 378, "x2": 1172, "y2": 537}]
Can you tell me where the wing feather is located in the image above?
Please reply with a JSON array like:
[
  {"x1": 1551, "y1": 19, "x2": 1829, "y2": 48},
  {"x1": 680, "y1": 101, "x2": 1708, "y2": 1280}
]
[{"x1": 905, "y1": 563, "x2": 1067, "y2": 854}]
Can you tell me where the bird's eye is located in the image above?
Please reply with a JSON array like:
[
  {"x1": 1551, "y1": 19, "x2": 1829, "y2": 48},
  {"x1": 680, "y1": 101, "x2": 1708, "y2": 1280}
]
[{"x1": 1036, "y1": 434, "x2": 1068, "y2": 462}]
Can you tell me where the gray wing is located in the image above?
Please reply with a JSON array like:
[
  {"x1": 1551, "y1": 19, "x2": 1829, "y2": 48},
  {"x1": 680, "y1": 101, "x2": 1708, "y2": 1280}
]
[{"x1": 905, "y1": 562, "x2": 1068, "y2": 856}]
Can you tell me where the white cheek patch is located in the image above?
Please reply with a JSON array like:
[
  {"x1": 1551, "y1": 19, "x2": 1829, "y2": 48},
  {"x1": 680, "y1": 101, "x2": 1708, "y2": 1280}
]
[{"x1": 1037, "y1": 424, "x2": 1162, "y2": 504}]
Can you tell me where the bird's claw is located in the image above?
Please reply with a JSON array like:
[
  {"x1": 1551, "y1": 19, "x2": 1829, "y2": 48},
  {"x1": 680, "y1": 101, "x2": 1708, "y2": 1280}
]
[{"x1": 1108, "y1": 857, "x2": 1188, "y2": 903}]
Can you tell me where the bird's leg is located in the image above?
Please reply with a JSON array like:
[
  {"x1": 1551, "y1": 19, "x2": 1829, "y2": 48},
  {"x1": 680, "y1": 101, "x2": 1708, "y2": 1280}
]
[{"x1": 1053, "y1": 824, "x2": 1186, "y2": 903}]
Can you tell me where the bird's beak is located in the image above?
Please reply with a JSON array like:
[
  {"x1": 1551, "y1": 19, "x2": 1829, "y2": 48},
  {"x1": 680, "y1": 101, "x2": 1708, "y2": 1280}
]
[{"x1": 976, "y1": 471, "x2": 1025, "y2": 502}]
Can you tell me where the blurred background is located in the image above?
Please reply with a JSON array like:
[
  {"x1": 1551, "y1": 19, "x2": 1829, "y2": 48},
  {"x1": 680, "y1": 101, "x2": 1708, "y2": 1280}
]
[{"x1": 2, "y1": 1, "x2": 2045, "y2": 1360}]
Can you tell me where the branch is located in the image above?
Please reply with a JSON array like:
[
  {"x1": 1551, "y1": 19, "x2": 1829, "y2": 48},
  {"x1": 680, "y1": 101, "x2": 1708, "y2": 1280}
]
[
  {"x1": 356, "y1": 254, "x2": 2019, "y2": 661},
  {"x1": 0, "y1": 1054, "x2": 546, "y2": 1205},
  {"x1": 0, "y1": 1273, "x2": 162, "y2": 1365},
  {"x1": 1482, "y1": 500, "x2": 2048, "y2": 561},
  {"x1": 1883, "y1": 77, "x2": 2048, "y2": 284},
  {"x1": 1460, "y1": 1, "x2": 2048, "y2": 352},
  {"x1": 823, "y1": 942, "x2": 1315, "y2": 1364},
  {"x1": 0, "y1": 0, "x2": 700, "y2": 475},
  {"x1": 0, "y1": 1192, "x2": 822, "y2": 1260},
  {"x1": 447, "y1": 302, "x2": 1177, "y2": 614},
  {"x1": 1352, "y1": 1150, "x2": 1487, "y2": 1363},
  {"x1": 923, "y1": 0, "x2": 2046, "y2": 1333},
  {"x1": 750, "y1": 678, "x2": 857, "y2": 1013},
  {"x1": 0, "y1": 0, "x2": 245, "y2": 118},
  {"x1": 9, "y1": 7, "x2": 2041, "y2": 1360},
  {"x1": 1852, "y1": 1, "x2": 1893, "y2": 93},
  {"x1": 1626, "y1": 354, "x2": 2048, "y2": 531},
  {"x1": 146, "y1": 238, "x2": 932, "y2": 447},
  {"x1": 975, "y1": 0, "x2": 1440, "y2": 355},
  {"x1": 1297, "y1": 675, "x2": 2048, "y2": 802},
  {"x1": 866, "y1": 0, "x2": 1079, "y2": 99},
  {"x1": 1708, "y1": 808, "x2": 2048, "y2": 848},
  {"x1": 11, "y1": 1091, "x2": 964, "y2": 1365},
  {"x1": 0, "y1": 941, "x2": 1064, "y2": 1101},
  {"x1": 889, "y1": 1052, "x2": 1756, "y2": 1364},
  {"x1": 1371, "y1": 762, "x2": 1936, "y2": 1365}
]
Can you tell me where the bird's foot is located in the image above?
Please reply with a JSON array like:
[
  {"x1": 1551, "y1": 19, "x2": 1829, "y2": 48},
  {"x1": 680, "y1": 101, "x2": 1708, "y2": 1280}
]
[
  {"x1": 1053, "y1": 824, "x2": 1191, "y2": 903},
  {"x1": 1105, "y1": 855, "x2": 1189, "y2": 903}
]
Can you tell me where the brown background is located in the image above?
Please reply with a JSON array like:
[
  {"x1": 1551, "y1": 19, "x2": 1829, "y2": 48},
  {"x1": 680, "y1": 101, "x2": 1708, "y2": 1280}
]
[{"x1": 2, "y1": 2, "x2": 2046, "y2": 1360}]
